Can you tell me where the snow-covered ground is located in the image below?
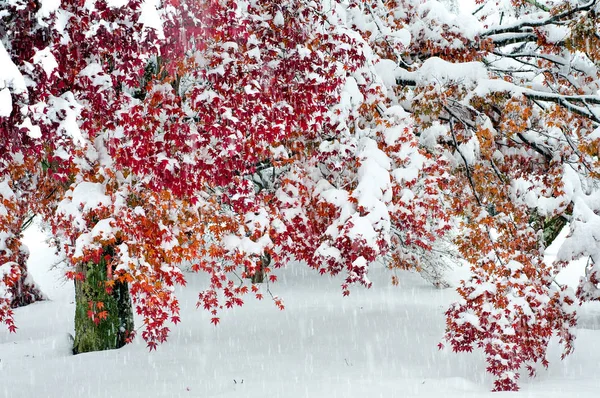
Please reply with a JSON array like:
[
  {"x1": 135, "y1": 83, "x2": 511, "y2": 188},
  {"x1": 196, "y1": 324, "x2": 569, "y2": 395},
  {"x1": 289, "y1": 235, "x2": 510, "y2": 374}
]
[{"x1": 1, "y1": 225, "x2": 599, "y2": 397}]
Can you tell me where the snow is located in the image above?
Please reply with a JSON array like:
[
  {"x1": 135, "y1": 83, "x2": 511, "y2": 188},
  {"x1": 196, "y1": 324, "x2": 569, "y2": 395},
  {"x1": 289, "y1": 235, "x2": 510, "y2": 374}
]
[
  {"x1": 419, "y1": 122, "x2": 448, "y2": 149},
  {"x1": 71, "y1": 182, "x2": 112, "y2": 212},
  {"x1": 467, "y1": 281, "x2": 497, "y2": 300},
  {"x1": 347, "y1": 213, "x2": 379, "y2": 248},
  {"x1": 0, "y1": 88, "x2": 12, "y2": 117},
  {"x1": 340, "y1": 76, "x2": 364, "y2": 107},
  {"x1": 273, "y1": 11, "x2": 284, "y2": 26},
  {"x1": 0, "y1": 40, "x2": 26, "y2": 117},
  {"x1": 457, "y1": 310, "x2": 482, "y2": 330},
  {"x1": 400, "y1": 57, "x2": 488, "y2": 88},
  {"x1": 91, "y1": 217, "x2": 115, "y2": 240},
  {"x1": 106, "y1": 0, "x2": 130, "y2": 7},
  {"x1": 390, "y1": 28, "x2": 411, "y2": 48},
  {"x1": 2, "y1": 226, "x2": 598, "y2": 397},
  {"x1": 32, "y1": 47, "x2": 58, "y2": 78},
  {"x1": 0, "y1": 178, "x2": 16, "y2": 200},
  {"x1": 79, "y1": 63, "x2": 112, "y2": 91},
  {"x1": 374, "y1": 59, "x2": 402, "y2": 88},
  {"x1": 390, "y1": 143, "x2": 427, "y2": 184},
  {"x1": 223, "y1": 234, "x2": 272, "y2": 256},
  {"x1": 411, "y1": 0, "x2": 481, "y2": 44},
  {"x1": 48, "y1": 92, "x2": 84, "y2": 145},
  {"x1": 74, "y1": 218, "x2": 116, "y2": 258},
  {"x1": 556, "y1": 198, "x2": 600, "y2": 264},
  {"x1": 540, "y1": 25, "x2": 570, "y2": 44},
  {"x1": 140, "y1": 0, "x2": 164, "y2": 38},
  {"x1": 36, "y1": 0, "x2": 61, "y2": 22},
  {"x1": 56, "y1": 182, "x2": 112, "y2": 234},
  {"x1": 18, "y1": 117, "x2": 42, "y2": 139}
]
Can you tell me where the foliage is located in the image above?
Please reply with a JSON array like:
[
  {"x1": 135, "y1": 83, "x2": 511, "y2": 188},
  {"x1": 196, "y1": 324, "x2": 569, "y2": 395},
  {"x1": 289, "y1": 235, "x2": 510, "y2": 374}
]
[{"x1": 1, "y1": 0, "x2": 600, "y2": 391}]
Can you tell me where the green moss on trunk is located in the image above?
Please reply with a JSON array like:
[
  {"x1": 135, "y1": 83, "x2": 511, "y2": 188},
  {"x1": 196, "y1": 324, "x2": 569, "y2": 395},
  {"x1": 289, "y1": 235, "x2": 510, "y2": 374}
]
[
  {"x1": 530, "y1": 211, "x2": 569, "y2": 248},
  {"x1": 73, "y1": 257, "x2": 134, "y2": 354},
  {"x1": 543, "y1": 214, "x2": 568, "y2": 247}
]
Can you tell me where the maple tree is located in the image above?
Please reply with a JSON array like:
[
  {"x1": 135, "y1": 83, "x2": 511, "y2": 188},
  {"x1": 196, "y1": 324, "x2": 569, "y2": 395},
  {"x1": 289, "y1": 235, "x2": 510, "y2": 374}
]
[
  {"x1": 1, "y1": 0, "x2": 600, "y2": 391},
  {"x1": 1, "y1": 0, "x2": 166, "y2": 351},
  {"x1": 2, "y1": 0, "x2": 373, "y2": 351}
]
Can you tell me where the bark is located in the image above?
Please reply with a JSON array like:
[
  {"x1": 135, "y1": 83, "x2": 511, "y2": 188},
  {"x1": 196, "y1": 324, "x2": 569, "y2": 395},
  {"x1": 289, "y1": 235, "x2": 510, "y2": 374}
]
[
  {"x1": 543, "y1": 214, "x2": 568, "y2": 247},
  {"x1": 246, "y1": 252, "x2": 271, "y2": 284},
  {"x1": 72, "y1": 255, "x2": 134, "y2": 354},
  {"x1": 530, "y1": 211, "x2": 569, "y2": 247}
]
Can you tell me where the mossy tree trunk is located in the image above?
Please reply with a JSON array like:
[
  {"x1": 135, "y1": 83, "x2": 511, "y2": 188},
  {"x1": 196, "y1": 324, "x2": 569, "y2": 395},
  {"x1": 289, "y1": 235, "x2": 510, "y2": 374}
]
[
  {"x1": 73, "y1": 253, "x2": 134, "y2": 354},
  {"x1": 530, "y1": 211, "x2": 569, "y2": 248},
  {"x1": 542, "y1": 214, "x2": 568, "y2": 247}
]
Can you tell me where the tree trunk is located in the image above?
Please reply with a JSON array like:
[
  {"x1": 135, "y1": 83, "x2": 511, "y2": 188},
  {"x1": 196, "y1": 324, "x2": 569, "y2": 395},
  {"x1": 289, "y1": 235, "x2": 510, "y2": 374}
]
[
  {"x1": 72, "y1": 255, "x2": 134, "y2": 354},
  {"x1": 530, "y1": 211, "x2": 569, "y2": 248},
  {"x1": 246, "y1": 252, "x2": 270, "y2": 284},
  {"x1": 8, "y1": 244, "x2": 45, "y2": 308},
  {"x1": 543, "y1": 214, "x2": 568, "y2": 247}
]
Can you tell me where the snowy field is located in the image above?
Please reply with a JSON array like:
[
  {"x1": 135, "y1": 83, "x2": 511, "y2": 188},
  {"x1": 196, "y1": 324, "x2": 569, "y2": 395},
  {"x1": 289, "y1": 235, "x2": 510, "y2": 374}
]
[{"x1": 1, "y1": 225, "x2": 599, "y2": 398}]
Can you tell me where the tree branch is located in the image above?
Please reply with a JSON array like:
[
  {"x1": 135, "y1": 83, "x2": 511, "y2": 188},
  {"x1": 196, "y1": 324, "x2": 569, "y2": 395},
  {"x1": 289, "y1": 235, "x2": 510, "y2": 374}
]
[{"x1": 481, "y1": 0, "x2": 597, "y2": 37}]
